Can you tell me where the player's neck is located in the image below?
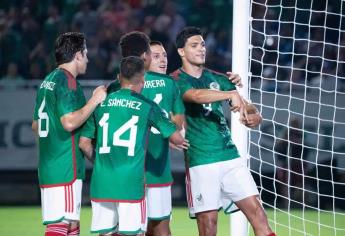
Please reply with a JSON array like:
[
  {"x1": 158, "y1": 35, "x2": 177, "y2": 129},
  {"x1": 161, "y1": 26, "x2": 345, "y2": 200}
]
[
  {"x1": 182, "y1": 62, "x2": 203, "y2": 79},
  {"x1": 58, "y1": 64, "x2": 77, "y2": 78},
  {"x1": 121, "y1": 82, "x2": 141, "y2": 93}
]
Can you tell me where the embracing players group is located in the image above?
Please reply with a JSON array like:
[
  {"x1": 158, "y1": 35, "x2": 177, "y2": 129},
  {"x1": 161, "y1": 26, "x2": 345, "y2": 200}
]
[{"x1": 32, "y1": 27, "x2": 276, "y2": 236}]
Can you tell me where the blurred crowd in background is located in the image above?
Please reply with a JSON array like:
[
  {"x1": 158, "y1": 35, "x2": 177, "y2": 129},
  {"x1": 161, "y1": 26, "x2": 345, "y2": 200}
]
[
  {"x1": 251, "y1": 0, "x2": 345, "y2": 92},
  {"x1": 0, "y1": 0, "x2": 233, "y2": 85}
]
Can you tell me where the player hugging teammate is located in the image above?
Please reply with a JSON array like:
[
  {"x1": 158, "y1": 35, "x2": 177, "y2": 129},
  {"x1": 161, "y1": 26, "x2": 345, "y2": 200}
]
[{"x1": 33, "y1": 28, "x2": 275, "y2": 236}]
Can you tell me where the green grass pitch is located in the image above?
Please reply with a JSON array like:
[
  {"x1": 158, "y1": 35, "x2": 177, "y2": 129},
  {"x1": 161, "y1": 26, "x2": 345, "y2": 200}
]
[{"x1": 0, "y1": 206, "x2": 344, "y2": 235}]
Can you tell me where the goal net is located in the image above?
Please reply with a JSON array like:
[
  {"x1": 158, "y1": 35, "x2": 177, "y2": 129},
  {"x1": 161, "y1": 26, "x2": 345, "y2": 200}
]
[{"x1": 248, "y1": 0, "x2": 345, "y2": 235}]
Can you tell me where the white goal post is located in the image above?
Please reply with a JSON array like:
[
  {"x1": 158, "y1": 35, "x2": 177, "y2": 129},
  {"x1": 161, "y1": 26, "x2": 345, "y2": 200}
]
[{"x1": 231, "y1": 0, "x2": 345, "y2": 235}]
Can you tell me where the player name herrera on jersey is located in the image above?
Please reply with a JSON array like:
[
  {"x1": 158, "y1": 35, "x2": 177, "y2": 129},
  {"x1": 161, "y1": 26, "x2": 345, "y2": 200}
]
[
  {"x1": 144, "y1": 79, "x2": 165, "y2": 88},
  {"x1": 40, "y1": 81, "x2": 56, "y2": 91},
  {"x1": 101, "y1": 97, "x2": 142, "y2": 110}
]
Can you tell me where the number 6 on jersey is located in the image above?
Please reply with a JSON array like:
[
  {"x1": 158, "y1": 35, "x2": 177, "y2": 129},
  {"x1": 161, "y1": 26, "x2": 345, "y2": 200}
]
[{"x1": 99, "y1": 113, "x2": 139, "y2": 156}]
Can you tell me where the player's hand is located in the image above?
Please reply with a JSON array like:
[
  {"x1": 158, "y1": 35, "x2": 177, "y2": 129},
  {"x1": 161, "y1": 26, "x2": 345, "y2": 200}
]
[
  {"x1": 241, "y1": 113, "x2": 262, "y2": 128},
  {"x1": 226, "y1": 72, "x2": 243, "y2": 87},
  {"x1": 91, "y1": 85, "x2": 107, "y2": 104},
  {"x1": 229, "y1": 91, "x2": 245, "y2": 113},
  {"x1": 169, "y1": 139, "x2": 190, "y2": 151}
]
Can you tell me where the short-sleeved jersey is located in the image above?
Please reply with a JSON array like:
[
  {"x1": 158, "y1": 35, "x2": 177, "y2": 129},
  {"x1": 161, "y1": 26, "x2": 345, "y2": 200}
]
[
  {"x1": 141, "y1": 71, "x2": 184, "y2": 186},
  {"x1": 33, "y1": 68, "x2": 86, "y2": 187},
  {"x1": 171, "y1": 68, "x2": 240, "y2": 167},
  {"x1": 107, "y1": 72, "x2": 185, "y2": 186},
  {"x1": 82, "y1": 88, "x2": 177, "y2": 202}
]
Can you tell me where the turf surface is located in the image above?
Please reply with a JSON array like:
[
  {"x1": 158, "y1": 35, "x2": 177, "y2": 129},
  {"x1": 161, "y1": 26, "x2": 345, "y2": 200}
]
[{"x1": 0, "y1": 206, "x2": 344, "y2": 235}]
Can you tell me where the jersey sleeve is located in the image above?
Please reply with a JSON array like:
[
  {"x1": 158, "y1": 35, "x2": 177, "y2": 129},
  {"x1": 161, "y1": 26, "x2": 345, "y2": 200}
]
[
  {"x1": 216, "y1": 75, "x2": 237, "y2": 91},
  {"x1": 149, "y1": 103, "x2": 177, "y2": 138},
  {"x1": 80, "y1": 114, "x2": 96, "y2": 139},
  {"x1": 55, "y1": 78, "x2": 81, "y2": 117},
  {"x1": 33, "y1": 91, "x2": 39, "y2": 121},
  {"x1": 172, "y1": 82, "x2": 185, "y2": 115}
]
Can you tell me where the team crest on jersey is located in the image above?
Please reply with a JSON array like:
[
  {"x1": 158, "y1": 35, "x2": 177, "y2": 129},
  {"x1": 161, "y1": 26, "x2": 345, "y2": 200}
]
[
  {"x1": 210, "y1": 82, "x2": 220, "y2": 90},
  {"x1": 195, "y1": 193, "x2": 204, "y2": 206}
]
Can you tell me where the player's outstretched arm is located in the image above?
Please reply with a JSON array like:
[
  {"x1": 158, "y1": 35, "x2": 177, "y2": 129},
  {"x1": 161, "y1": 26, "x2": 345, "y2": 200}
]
[
  {"x1": 183, "y1": 89, "x2": 238, "y2": 104},
  {"x1": 79, "y1": 136, "x2": 95, "y2": 164},
  {"x1": 60, "y1": 85, "x2": 107, "y2": 132}
]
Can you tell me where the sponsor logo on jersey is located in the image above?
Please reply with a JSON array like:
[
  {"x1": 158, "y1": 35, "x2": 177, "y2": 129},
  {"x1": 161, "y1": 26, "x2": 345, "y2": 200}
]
[
  {"x1": 40, "y1": 81, "x2": 56, "y2": 91},
  {"x1": 209, "y1": 82, "x2": 220, "y2": 90}
]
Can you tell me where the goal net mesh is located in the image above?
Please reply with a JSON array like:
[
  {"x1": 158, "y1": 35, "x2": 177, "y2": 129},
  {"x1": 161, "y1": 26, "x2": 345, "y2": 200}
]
[{"x1": 248, "y1": 0, "x2": 345, "y2": 235}]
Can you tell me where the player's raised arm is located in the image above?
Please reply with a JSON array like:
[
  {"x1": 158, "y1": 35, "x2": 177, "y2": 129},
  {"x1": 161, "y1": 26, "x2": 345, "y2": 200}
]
[{"x1": 60, "y1": 85, "x2": 106, "y2": 132}]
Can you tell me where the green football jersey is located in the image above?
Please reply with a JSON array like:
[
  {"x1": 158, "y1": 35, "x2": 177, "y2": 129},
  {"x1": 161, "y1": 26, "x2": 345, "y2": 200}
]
[
  {"x1": 107, "y1": 72, "x2": 185, "y2": 186},
  {"x1": 82, "y1": 88, "x2": 177, "y2": 201},
  {"x1": 142, "y1": 71, "x2": 185, "y2": 186},
  {"x1": 171, "y1": 68, "x2": 240, "y2": 167},
  {"x1": 33, "y1": 68, "x2": 86, "y2": 187}
]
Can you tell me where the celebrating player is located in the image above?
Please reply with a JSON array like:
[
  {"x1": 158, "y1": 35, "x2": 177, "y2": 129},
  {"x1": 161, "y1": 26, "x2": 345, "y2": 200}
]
[
  {"x1": 32, "y1": 32, "x2": 107, "y2": 236},
  {"x1": 79, "y1": 56, "x2": 187, "y2": 236},
  {"x1": 171, "y1": 27, "x2": 275, "y2": 236},
  {"x1": 107, "y1": 33, "x2": 187, "y2": 236}
]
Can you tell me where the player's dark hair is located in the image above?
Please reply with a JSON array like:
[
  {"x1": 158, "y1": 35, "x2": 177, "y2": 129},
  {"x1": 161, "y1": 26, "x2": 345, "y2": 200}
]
[
  {"x1": 150, "y1": 40, "x2": 163, "y2": 47},
  {"x1": 119, "y1": 31, "x2": 150, "y2": 57},
  {"x1": 55, "y1": 32, "x2": 86, "y2": 65},
  {"x1": 175, "y1": 27, "x2": 203, "y2": 49},
  {"x1": 120, "y1": 56, "x2": 144, "y2": 81}
]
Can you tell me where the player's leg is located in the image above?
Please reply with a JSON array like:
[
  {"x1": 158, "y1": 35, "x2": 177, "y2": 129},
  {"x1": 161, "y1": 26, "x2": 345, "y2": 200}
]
[
  {"x1": 41, "y1": 186, "x2": 69, "y2": 236},
  {"x1": 146, "y1": 186, "x2": 172, "y2": 236},
  {"x1": 221, "y1": 158, "x2": 274, "y2": 236},
  {"x1": 65, "y1": 180, "x2": 83, "y2": 236},
  {"x1": 90, "y1": 201, "x2": 118, "y2": 235},
  {"x1": 195, "y1": 210, "x2": 218, "y2": 236},
  {"x1": 187, "y1": 163, "x2": 222, "y2": 236},
  {"x1": 234, "y1": 196, "x2": 273, "y2": 236},
  {"x1": 117, "y1": 199, "x2": 147, "y2": 236}
]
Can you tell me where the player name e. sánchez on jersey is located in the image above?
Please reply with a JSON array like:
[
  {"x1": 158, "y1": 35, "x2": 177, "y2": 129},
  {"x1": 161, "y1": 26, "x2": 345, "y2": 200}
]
[
  {"x1": 101, "y1": 97, "x2": 142, "y2": 110},
  {"x1": 144, "y1": 79, "x2": 165, "y2": 88}
]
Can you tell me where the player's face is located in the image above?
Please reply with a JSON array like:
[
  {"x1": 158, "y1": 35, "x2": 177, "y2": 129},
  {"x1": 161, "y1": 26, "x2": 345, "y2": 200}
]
[
  {"x1": 181, "y1": 35, "x2": 206, "y2": 66},
  {"x1": 149, "y1": 44, "x2": 168, "y2": 74},
  {"x1": 77, "y1": 48, "x2": 88, "y2": 74}
]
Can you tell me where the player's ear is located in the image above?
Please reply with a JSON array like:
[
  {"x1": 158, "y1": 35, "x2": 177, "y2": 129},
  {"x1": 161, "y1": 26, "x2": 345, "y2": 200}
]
[
  {"x1": 75, "y1": 51, "x2": 83, "y2": 61},
  {"x1": 177, "y1": 48, "x2": 184, "y2": 57}
]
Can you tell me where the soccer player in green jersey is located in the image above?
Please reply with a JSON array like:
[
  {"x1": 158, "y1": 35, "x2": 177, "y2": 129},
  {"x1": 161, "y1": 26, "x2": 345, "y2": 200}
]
[
  {"x1": 107, "y1": 32, "x2": 187, "y2": 236},
  {"x1": 79, "y1": 56, "x2": 187, "y2": 236},
  {"x1": 171, "y1": 27, "x2": 275, "y2": 236},
  {"x1": 32, "y1": 32, "x2": 107, "y2": 236}
]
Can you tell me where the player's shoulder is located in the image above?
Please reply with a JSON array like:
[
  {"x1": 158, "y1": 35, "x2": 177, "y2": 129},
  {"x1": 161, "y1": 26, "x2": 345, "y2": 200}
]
[
  {"x1": 131, "y1": 90, "x2": 158, "y2": 107},
  {"x1": 107, "y1": 79, "x2": 120, "y2": 94},
  {"x1": 145, "y1": 71, "x2": 176, "y2": 84},
  {"x1": 170, "y1": 69, "x2": 184, "y2": 81},
  {"x1": 204, "y1": 68, "x2": 228, "y2": 80}
]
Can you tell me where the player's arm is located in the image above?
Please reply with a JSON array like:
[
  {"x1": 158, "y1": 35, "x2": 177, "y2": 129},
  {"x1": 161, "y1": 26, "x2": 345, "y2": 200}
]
[
  {"x1": 79, "y1": 114, "x2": 96, "y2": 163},
  {"x1": 183, "y1": 89, "x2": 239, "y2": 104},
  {"x1": 60, "y1": 85, "x2": 106, "y2": 132},
  {"x1": 79, "y1": 137, "x2": 95, "y2": 164},
  {"x1": 31, "y1": 120, "x2": 38, "y2": 137},
  {"x1": 150, "y1": 103, "x2": 189, "y2": 150}
]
